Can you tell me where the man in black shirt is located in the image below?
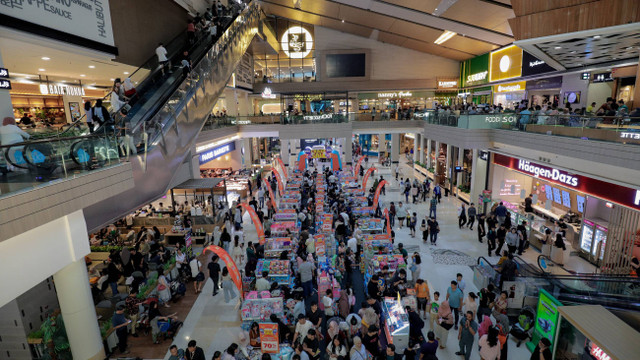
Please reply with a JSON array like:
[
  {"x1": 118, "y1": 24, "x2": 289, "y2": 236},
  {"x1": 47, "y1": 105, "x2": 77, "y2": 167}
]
[
  {"x1": 362, "y1": 325, "x2": 381, "y2": 358},
  {"x1": 517, "y1": 221, "x2": 528, "y2": 255},
  {"x1": 530, "y1": 338, "x2": 552, "y2": 360},
  {"x1": 477, "y1": 284, "x2": 495, "y2": 322},
  {"x1": 302, "y1": 329, "x2": 320, "y2": 360},
  {"x1": 307, "y1": 301, "x2": 323, "y2": 330},
  {"x1": 499, "y1": 254, "x2": 518, "y2": 289},
  {"x1": 367, "y1": 275, "x2": 382, "y2": 301},
  {"x1": 495, "y1": 224, "x2": 507, "y2": 256},
  {"x1": 249, "y1": 197, "x2": 258, "y2": 212},
  {"x1": 185, "y1": 339, "x2": 206, "y2": 360},
  {"x1": 208, "y1": 256, "x2": 221, "y2": 296}
]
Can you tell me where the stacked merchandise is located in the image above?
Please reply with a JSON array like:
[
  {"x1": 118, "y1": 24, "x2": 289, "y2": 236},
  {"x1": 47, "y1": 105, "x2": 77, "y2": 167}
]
[
  {"x1": 278, "y1": 198, "x2": 299, "y2": 210},
  {"x1": 240, "y1": 294, "x2": 284, "y2": 322},
  {"x1": 270, "y1": 221, "x2": 300, "y2": 237},
  {"x1": 357, "y1": 218, "x2": 384, "y2": 234},
  {"x1": 362, "y1": 234, "x2": 394, "y2": 257},
  {"x1": 316, "y1": 266, "x2": 341, "y2": 311},
  {"x1": 281, "y1": 190, "x2": 301, "y2": 200},
  {"x1": 274, "y1": 209, "x2": 297, "y2": 221},
  {"x1": 265, "y1": 238, "x2": 293, "y2": 258},
  {"x1": 256, "y1": 259, "x2": 291, "y2": 285}
]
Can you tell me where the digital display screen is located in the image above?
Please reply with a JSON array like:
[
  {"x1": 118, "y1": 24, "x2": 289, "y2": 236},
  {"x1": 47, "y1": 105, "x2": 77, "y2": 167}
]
[
  {"x1": 552, "y1": 187, "x2": 561, "y2": 204},
  {"x1": 545, "y1": 185, "x2": 553, "y2": 200},
  {"x1": 326, "y1": 54, "x2": 366, "y2": 78},
  {"x1": 576, "y1": 195, "x2": 585, "y2": 213},
  {"x1": 562, "y1": 190, "x2": 571, "y2": 207}
]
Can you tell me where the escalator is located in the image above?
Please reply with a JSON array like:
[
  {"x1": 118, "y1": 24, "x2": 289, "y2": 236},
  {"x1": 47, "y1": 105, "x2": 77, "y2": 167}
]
[
  {"x1": 0, "y1": 1, "x2": 261, "y2": 229},
  {"x1": 476, "y1": 255, "x2": 640, "y2": 329}
]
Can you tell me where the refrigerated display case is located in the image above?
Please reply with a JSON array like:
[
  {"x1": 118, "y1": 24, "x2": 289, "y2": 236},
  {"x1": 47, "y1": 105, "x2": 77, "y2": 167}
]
[
  {"x1": 593, "y1": 225, "x2": 608, "y2": 261},
  {"x1": 381, "y1": 298, "x2": 409, "y2": 352},
  {"x1": 580, "y1": 220, "x2": 595, "y2": 253}
]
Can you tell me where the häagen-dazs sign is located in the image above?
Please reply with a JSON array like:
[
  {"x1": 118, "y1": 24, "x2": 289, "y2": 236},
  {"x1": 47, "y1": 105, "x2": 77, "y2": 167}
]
[
  {"x1": 517, "y1": 159, "x2": 579, "y2": 187},
  {"x1": 0, "y1": 0, "x2": 114, "y2": 46}
]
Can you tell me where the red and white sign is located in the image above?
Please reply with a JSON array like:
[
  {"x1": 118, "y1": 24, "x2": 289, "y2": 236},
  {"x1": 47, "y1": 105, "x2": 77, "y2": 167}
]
[
  {"x1": 589, "y1": 343, "x2": 611, "y2": 360},
  {"x1": 259, "y1": 323, "x2": 279, "y2": 353}
]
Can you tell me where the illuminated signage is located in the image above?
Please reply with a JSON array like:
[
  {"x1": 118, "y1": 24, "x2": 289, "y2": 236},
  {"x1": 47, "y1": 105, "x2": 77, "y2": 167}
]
[
  {"x1": 0, "y1": 67, "x2": 9, "y2": 78},
  {"x1": 261, "y1": 87, "x2": 276, "y2": 99},
  {"x1": 593, "y1": 72, "x2": 613, "y2": 83},
  {"x1": 378, "y1": 91, "x2": 412, "y2": 98},
  {"x1": 0, "y1": 79, "x2": 11, "y2": 90},
  {"x1": 196, "y1": 135, "x2": 240, "y2": 153},
  {"x1": 581, "y1": 72, "x2": 590, "y2": 80},
  {"x1": 466, "y1": 71, "x2": 488, "y2": 83},
  {"x1": 489, "y1": 45, "x2": 523, "y2": 82},
  {"x1": 635, "y1": 190, "x2": 640, "y2": 206},
  {"x1": 485, "y1": 115, "x2": 516, "y2": 123},
  {"x1": 281, "y1": 26, "x2": 313, "y2": 59},
  {"x1": 620, "y1": 132, "x2": 640, "y2": 140},
  {"x1": 303, "y1": 114, "x2": 333, "y2": 121},
  {"x1": 493, "y1": 81, "x2": 526, "y2": 93},
  {"x1": 39, "y1": 84, "x2": 86, "y2": 96},
  {"x1": 437, "y1": 79, "x2": 458, "y2": 89},
  {"x1": 517, "y1": 159, "x2": 578, "y2": 187},
  {"x1": 529, "y1": 60, "x2": 545, "y2": 67},
  {"x1": 199, "y1": 141, "x2": 236, "y2": 164},
  {"x1": 589, "y1": 343, "x2": 611, "y2": 360}
]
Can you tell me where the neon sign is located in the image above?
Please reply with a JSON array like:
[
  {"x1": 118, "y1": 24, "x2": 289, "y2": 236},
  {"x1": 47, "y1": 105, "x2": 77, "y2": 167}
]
[
  {"x1": 517, "y1": 159, "x2": 578, "y2": 187},
  {"x1": 281, "y1": 26, "x2": 313, "y2": 59},
  {"x1": 199, "y1": 142, "x2": 236, "y2": 164}
]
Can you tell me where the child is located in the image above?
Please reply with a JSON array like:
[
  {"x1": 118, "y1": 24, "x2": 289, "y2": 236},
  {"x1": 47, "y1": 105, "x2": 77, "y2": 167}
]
[
  {"x1": 420, "y1": 219, "x2": 428, "y2": 243},
  {"x1": 429, "y1": 291, "x2": 441, "y2": 330},
  {"x1": 456, "y1": 273, "x2": 466, "y2": 294}
]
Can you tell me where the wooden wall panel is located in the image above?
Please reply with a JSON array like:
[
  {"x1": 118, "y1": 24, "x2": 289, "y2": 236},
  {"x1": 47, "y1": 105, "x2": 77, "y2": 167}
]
[{"x1": 511, "y1": 0, "x2": 596, "y2": 16}]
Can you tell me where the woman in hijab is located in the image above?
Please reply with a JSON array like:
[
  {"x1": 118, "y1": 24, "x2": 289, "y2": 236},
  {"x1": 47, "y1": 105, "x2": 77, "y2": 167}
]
[
  {"x1": 327, "y1": 320, "x2": 341, "y2": 341},
  {"x1": 0, "y1": 117, "x2": 30, "y2": 171},
  {"x1": 494, "y1": 313, "x2": 510, "y2": 360},
  {"x1": 435, "y1": 300, "x2": 454, "y2": 349},
  {"x1": 338, "y1": 290, "x2": 350, "y2": 318},
  {"x1": 477, "y1": 315, "x2": 493, "y2": 339}
]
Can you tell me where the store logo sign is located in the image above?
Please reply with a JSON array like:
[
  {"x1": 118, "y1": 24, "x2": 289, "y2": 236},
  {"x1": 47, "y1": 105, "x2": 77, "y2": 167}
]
[
  {"x1": 261, "y1": 87, "x2": 276, "y2": 99},
  {"x1": 589, "y1": 343, "x2": 611, "y2": 360},
  {"x1": 620, "y1": 132, "x2": 640, "y2": 140},
  {"x1": 437, "y1": 80, "x2": 458, "y2": 88},
  {"x1": 199, "y1": 141, "x2": 235, "y2": 164},
  {"x1": 517, "y1": 160, "x2": 578, "y2": 187},
  {"x1": 40, "y1": 84, "x2": 86, "y2": 96},
  {"x1": 497, "y1": 84, "x2": 522, "y2": 92},
  {"x1": 281, "y1": 26, "x2": 313, "y2": 59},
  {"x1": 0, "y1": 67, "x2": 9, "y2": 78},
  {"x1": 466, "y1": 71, "x2": 488, "y2": 83},
  {"x1": 485, "y1": 116, "x2": 515, "y2": 123},
  {"x1": 378, "y1": 91, "x2": 412, "y2": 98},
  {"x1": 499, "y1": 55, "x2": 511, "y2": 72},
  {"x1": 303, "y1": 114, "x2": 332, "y2": 121},
  {"x1": 0, "y1": 79, "x2": 11, "y2": 90},
  {"x1": 529, "y1": 60, "x2": 545, "y2": 67}
]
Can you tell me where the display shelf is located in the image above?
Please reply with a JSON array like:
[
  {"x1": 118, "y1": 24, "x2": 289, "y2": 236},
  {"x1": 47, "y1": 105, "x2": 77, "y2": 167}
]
[{"x1": 240, "y1": 297, "x2": 284, "y2": 321}]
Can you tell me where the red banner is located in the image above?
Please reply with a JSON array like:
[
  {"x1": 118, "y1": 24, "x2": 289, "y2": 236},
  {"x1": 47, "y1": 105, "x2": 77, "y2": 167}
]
[
  {"x1": 240, "y1": 203, "x2": 265, "y2": 244},
  {"x1": 259, "y1": 323, "x2": 280, "y2": 353},
  {"x1": 277, "y1": 157, "x2": 287, "y2": 181},
  {"x1": 373, "y1": 180, "x2": 387, "y2": 208},
  {"x1": 203, "y1": 245, "x2": 243, "y2": 298},
  {"x1": 354, "y1": 156, "x2": 365, "y2": 177},
  {"x1": 384, "y1": 208, "x2": 391, "y2": 237},
  {"x1": 264, "y1": 176, "x2": 277, "y2": 210},
  {"x1": 272, "y1": 170, "x2": 284, "y2": 196},
  {"x1": 362, "y1": 167, "x2": 377, "y2": 190}
]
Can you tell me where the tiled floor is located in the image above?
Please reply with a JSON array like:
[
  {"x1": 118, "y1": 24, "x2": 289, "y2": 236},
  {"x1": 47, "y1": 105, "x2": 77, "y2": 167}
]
[{"x1": 149, "y1": 158, "x2": 598, "y2": 360}]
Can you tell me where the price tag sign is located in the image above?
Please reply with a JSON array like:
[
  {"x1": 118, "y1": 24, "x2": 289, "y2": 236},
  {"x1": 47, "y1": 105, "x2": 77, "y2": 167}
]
[{"x1": 259, "y1": 323, "x2": 279, "y2": 353}]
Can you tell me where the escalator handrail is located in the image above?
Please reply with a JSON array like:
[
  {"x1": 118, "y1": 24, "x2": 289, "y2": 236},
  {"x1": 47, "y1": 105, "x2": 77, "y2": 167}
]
[
  {"x1": 513, "y1": 255, "x2": 543, "y2": 275},
  {"x1": 536, "y1": 254, "x2": 575, "y2": 275},
  {"x1": 477, "y1": 256, "x2": 495, "y2": 267}
]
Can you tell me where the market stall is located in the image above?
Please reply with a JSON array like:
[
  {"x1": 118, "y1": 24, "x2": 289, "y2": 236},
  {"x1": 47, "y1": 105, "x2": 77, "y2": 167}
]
[
  {"x1": 270, "y1": 221, "x2": 299, "y2": 237},
  {"x1": 382, "y1": 297, "x2": 410, "y2": 352},
  {"x1": 357, "y1": 218, "x2": 384, "y2": 234},
  {"x1": 264, "y1": 238, "x2": 293, "y2": 258},
  {"x1": 256, "y1": 259, "x2": 292, "y2": 285}
]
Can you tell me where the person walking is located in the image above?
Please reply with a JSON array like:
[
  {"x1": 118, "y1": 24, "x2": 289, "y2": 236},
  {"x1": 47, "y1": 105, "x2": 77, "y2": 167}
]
[
  {"x1": 458, "y1": 203, "x2": 467, "y2": 229},
  {"x1": 397, "y1": 202, "x2": 405, "y2": 229},
  {"x1": 299, "y1": 256, "x2": 316, "y2": 299},
  {"x1": 435, "y1": 300, "x2": 454, "y2": 349},
  {"x1": 505, "y1": 228, "x2": 520, "y2": 254},
  {"x1": 478, "y1": 326, "x2": 501, "y2": 360},
  {"x1": 221, "y1": 267, "x2": 238, "y2": 303},
  {"x1": 446, "y1": 281, "x2": 464, "y2": 330},
  {"x1": 112, "y1": 305, "x2": 130, "y2": 355},
  {"x1": 409, "y1": 212, "x2": 417, "y2": 238},
  {"x1": 429, "y1": 196, "x2": 438, "y2": 219},
  {"x1": 415, "y1": 279, "x2": 430, "y2": 319},
  {"x1": 389, "y1": 202, "x2": 396, "y2": 228},
  {"x1": 467, "y1": 203, "x2": 477, "y2": 230},
  {"x1": 495, "y1": 224, "x2": 507, "y2": 256},
  {"x1": 427, "y1": 217, "x2": 439, "y2": 245},
  {"x1": 477, "y1": 214, "x2": 486, "y2": 243},
  {"x1": 208, "y1": 256, "x2": 221, "y2": 296},
  {"x1": 517, "y1": 220, "x2": 528, "y2": 255},
  {"x1": 83, "y1": 101, "x2": 94, "y2": 133},
  {"x1": 420, "y1": 219, "x2": 428, "y2": 243},
  {"x1": 487, "y1": 228, "x2": 497, "y2": 257},
  {"x1": 456, "y1": 311, "x2": 478, "y2": 360},
  {"x1": 495, "y1": 202, "x2": 508, "y2": 225}
]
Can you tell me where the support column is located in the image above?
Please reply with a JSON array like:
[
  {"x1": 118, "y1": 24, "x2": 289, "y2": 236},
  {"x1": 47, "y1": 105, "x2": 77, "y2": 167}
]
[
  {"x1": 419, "y1": 136, "x2": 425, "y2": 164},
  {"x1": 426, "y1": 139, "x2": 432, "y2": 169},
  {"x1": 470, "y1": 149, "x2": 479, "y2": 205},
  {"x1": 413, "y1": 133, "x2": 419, "y2": 162},
  {"x1": 344, "y1": 137, "x2": 352, "y2": 165},
  {"x1": 280, "y1": 139, "x2": 289, "y2": 165},
  {"x1": 457, "y1": 147, "x2": 465, "y2": 190},
  {"x1": 0, "y1": 51, "x2": 13, "y2": 119},
  {"x1": 53, "y1": 260, "x2": 105, "y2": 360},
  {"x1": 445, "y1": 143, "x2": 451, "y2": 187},
  {"x1": 242, "y1": 138, "x2": 252, "y2": 169},
  {"x1": 391, "y1": 133, "x2": 400, "y2": 164}
]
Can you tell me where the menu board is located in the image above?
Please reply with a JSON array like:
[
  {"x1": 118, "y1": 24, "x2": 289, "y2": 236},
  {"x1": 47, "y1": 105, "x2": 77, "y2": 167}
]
[
  {"x1": 552, "y1": 187, "x2": 562, "y2": 204},
  {"x1": 576, "y1": 195, "x2": 585, "y2": 213},
  {"x1": 562, "y1": 190, "x2": 571, "y2": 208},
  {"x1": 545, "y1": 185, "x2": 553, "y2": 200}
]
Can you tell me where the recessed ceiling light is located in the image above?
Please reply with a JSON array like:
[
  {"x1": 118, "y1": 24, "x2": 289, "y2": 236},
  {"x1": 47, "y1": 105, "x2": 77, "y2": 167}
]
[
  {"x1": 88, "y1": 65, "x2": 95, "y2": 68},
  {"x1": 41, "y1": 57, "x2": 50, "y2": 61},
  {"x1": 434, "y1": 30, "x2": 456, "y2": 45},
  {"x1": 80, "y1": 74, "x2": 86, "y2": 77},
  {"x1": 554, "y1": 46, "x2": 562, "y2": 49},
  {"x1": 123, "y1": 71, "x2": 129, "y2": 75},
  {"x1": 38, "y1": 68, "x2": 45, "y2": 72},
  {"x1": 110, "y1": 78, "x2": 115, "y2": 81},
  {"x1": 341, "y1": 19, "x2": 345, "y2": 23},
  {"x1": 593, "y1": 35, "x2": 600, "y2": 39}
]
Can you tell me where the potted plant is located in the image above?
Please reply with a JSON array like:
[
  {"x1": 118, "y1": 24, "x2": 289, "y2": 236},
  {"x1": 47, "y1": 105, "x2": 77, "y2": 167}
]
[{"x1": 40, "y1": 310, "x2": 72, "y2": 360}]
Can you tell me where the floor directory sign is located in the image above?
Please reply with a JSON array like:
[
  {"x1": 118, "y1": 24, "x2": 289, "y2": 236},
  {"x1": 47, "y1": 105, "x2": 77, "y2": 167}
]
[{"x1": 527, "y1": 288, "x2": 563, "y2": 352}]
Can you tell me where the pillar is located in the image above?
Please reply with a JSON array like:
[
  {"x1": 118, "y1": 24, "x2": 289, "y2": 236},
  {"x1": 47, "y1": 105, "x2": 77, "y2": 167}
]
[
  {"x1": 280, "y1": 139, "x2": 289, "y2": 165},
  {"x1": 413, "y1": 133, "x2": 419, "y2": 162},
  {"x1": 434, "y1": 140, "x2": 440, "y2": 174},
  {"x1": 633, "y1": 54, "x2": 640, "y2": 109},
  {"x1": 0, "y1": 51, "x2": 13, "y2": 120},
  {"x1": 445, "y1": 143, "x2": 451, "y2": 186},
  {"x1": 426, "y1": 138, "x2": 432, "y2": 169},
  {"x1": 470, "y1": 149, "x2": 479, "y2": 205},
  {"x1": 391, "y1": 133, "x2": 400, "y2": 164},
  {"x1": 457, "y1": 147, "x2": 465, "y2": 190},
  {"x1": 344, "y1": 137, "x2": 352, "y2": 165},
  {"x1": 242, "y1": 138, "x2": 252, "y2": 169},
  {"x1": 53, "y1": 260, "x2": 105, "y2": 360},
  {"x1": 420, "y1": 136, "x2": 425, "y2": 164}
]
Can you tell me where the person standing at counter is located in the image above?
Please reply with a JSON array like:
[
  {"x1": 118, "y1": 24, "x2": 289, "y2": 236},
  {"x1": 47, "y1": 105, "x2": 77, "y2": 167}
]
[
  {"x1": 495, "y1": 202, "x2": 508, "y2": 225},
  {"x1": 524, "y1": 194, "x2": 534, "y2": 212}
]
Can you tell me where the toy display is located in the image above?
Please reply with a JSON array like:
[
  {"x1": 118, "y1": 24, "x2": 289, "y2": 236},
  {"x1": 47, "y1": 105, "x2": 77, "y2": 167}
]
[
  {"x1": 357, "y1": 218, "x2": 384, "y2": 233},
  {"x1": 363, "y1": 237, "x2": 393, "y2": 256},
  {"x1": 241, "y1": 297, "x2": 284, "y2": 321},
  {"x1": 278, "y1": 198, "x2": 299, "y2": 210},
  {"x1": 274, "y1": 209, "x2": 297, "y2": 221},
  {"x1": 265, "y1": 238, "x2": 292, "y2": 258},
  {"x1": 270, "y1": 221, "x2": 299, "y2": 236}
]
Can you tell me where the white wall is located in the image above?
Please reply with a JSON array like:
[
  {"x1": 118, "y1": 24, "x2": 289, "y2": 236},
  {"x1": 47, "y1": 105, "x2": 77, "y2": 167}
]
[
  {"x1": 560, "y1": 74, "x2": 590, "y2": 109},
  {"x1": 0, "y1": 210, "x2": 90, "y2": 308},
  {"x1": 314, "y1": 27, "x2": 460, "y2": 81},
  {"x1": 586, "y1": 82, "x2": 615, "y2": 109}
]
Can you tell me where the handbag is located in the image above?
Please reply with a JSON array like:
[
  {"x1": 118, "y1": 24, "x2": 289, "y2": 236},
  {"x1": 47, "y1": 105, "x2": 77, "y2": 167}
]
[{"x1": 439, "y1": 321, "x2": 453, "y2": 330}]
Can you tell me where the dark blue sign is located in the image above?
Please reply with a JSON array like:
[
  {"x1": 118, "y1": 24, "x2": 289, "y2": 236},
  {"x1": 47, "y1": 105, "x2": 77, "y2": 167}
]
[
  {"x1": 0, "y1": 79, "x2": 11, "y2": 90},
  {"x1": 0, "y1": 67, "x2": 9, "y2": 78},
  {"x1": 199, "y1": 141, "x2": 235, "y2": 165},
  {"x1": 522, "y1": 51, "x2": 556, "y2": 76}
]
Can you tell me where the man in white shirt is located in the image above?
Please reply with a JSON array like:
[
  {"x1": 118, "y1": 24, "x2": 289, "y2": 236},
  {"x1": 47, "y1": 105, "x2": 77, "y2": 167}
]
[
  {"x1": 155, "y1": 43, "x2": 170, "y2": 75},
  {"x1": 347, "y1": 236, "x2": 357, "y2": 253},
  {"x1": 255, "y1": 271, "x2": 271, "y2": 291},
  {"x1": 293, "y1": 314, "x2": 314, "y2": 344}
]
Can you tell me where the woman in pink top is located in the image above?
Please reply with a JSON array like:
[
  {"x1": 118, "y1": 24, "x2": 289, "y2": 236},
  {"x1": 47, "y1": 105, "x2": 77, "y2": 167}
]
[{"x1": 478, "y1": 326, "x2": 501, "y2": 360}]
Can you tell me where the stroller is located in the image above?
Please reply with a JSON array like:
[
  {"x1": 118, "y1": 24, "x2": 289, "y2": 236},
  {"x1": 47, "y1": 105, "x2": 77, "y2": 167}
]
[
  {"x1": 510, "y1": 306, "x2": 535, "y2": 347},
  {"x1": 170, "y1": 280, "x2": 187, "y2": 302}
]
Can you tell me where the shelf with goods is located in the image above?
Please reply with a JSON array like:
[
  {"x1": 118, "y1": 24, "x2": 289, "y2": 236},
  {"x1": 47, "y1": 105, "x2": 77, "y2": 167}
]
[
  {"x1": 316, "y1": 267, "x2": 342, "y2": 311},
  {"x1": 264, "y1": 237, "x2": 294, "y2": 258},
  {"x1": 365, "y1": 254, "x2": 407, "y2": 286},
  {"x1": 256, "y1": 259, "x2": 292, "y2": 285},
  {"x1": 357, "y1": 218, "x2": 384, "y2": 234},
  {"x1": 362, "y1": 234, "x2": 394, "y2": 258},
  {"x1": 277, "y1": 198, "x2": 300, "y2": 210},
  {"x1": 381, "y1": 297, "x2": 410, "y2": 351},
  {"x1": 240, "y1": 296, "x2": 285, "y2": 322},
  {"x1": 270, "y1": 221, "x2": 300, "y2": 237},
  {"x1": 281, "y1": 191, "x2": 301, "y2": 200}
]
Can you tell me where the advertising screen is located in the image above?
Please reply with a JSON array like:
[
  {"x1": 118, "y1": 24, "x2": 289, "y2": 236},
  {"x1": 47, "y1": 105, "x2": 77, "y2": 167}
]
[
  {"x1": 527, "y1": 289, "x2": 562, "y2": 352},
  {"x1": 545, "y1": 185, "x2": 553, "y2": 200},
  {"x1": 576, "y1": 195, "x2": 585, "y2": 213},
  {"x1": 562, "y1": 190, "x2": 571, "y2": 208},
  {"x1": 553, "y1": 187, "x2": 561, "y2": 204}
]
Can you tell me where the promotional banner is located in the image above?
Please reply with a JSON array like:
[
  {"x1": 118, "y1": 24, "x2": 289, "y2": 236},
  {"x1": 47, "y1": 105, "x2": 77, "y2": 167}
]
[
  {"x1": 264, "y1": 176, "x2": 277, "y2": 209},
  {"x1": 384, "y1": 208, "x2": 391, "y2": 237},
  {"x1": 272, "y1": 170, "x2": 285, "y2": 196},
  {"x1": 203, "y1": 245, "x2": 243, "y2": 298},
  {"x1": 259, "y1": 323, "x2": 280, "y2": 353},
  {"x1": 277, "y1": 157, "x2": 288, "y2": 181},
  {"x1": 362, "y1": 167, "x2": 377, "y2": 190},
  {"x1": 373, "y1": 180, "x2": 387, "y2": 208},
  {"x1": 354, "y1": 156, "x2": 365, "y2": 177},
  {"x1": 240, "y1": 203, "x2": 265, "y2": 244},
  {"x1": 527, "y1": 288, "x2": 563, "y2": 352}
]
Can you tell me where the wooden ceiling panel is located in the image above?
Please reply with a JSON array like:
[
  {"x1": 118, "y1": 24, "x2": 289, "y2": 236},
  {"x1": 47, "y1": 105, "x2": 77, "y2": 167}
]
[
  {"x1": 442, "y1": 35, "x2": 498, "y2": 56},
  {"x1": 261, "y1": 3, "x2": 324, "y2": 24},
  {"x1": 441, "y1": 0, "x2": 515, "y2": 36},
  {"x1": 388, "y1": 20, "x2": 443, "y2": 42},
  {"x1": 435, "y1": 48, "x2": 472, "y2": 61},
  {"x1": 337, "y1": 5, "x2": 397, "y2": 32},
  {"x1": 377, "y1": 32, "x2": 409, "y2": 47},
  {"x1": 321, "y1": 18, "x2": 373, "y2": 38},
  {"x1": 383, "y1": 0, "x2": 441, "y2": 13},
  {"x1": 401, "y1": 38, "x2": 444, "y2": 55}
]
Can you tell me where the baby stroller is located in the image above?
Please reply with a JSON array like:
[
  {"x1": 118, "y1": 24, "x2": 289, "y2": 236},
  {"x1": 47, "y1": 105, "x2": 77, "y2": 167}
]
[
  {"x1": 510, "y1": 306, "x2": 535, "y2": 347},
  {"x1": 157, "y1": 318, "x2": 183, "y2": 340},
  {"x1": 170, "y1": 280, "x2": 187, "y2": 302}
]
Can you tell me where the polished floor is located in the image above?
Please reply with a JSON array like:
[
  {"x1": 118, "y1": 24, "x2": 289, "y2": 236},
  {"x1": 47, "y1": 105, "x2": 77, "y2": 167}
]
[{"x1": 146, "y1": 158, "x2": 596, "y2": 360}]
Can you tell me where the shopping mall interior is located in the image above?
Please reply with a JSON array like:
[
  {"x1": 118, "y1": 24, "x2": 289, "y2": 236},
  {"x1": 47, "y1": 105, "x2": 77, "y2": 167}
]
[{"x1": 1, "y1": 0, "x2": 640, "y2": 359}]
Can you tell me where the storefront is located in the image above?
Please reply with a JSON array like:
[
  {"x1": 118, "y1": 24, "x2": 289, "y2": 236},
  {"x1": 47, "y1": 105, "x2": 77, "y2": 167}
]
[
  {"x1": 491, "y1": 153, "x2": 640, "y2": 270},
  {"x1": 526, "y1": 76, "x2": 563, "y2": 107},
  {"x1": 460, "y1": 53, "x2": 490, "y2": 104},
  {"x1": 357, "y1": 90, "x2": 435, "y2": 117},
  {"x1": 493, "y1": 81, "x2": 526, "y2": 109}
]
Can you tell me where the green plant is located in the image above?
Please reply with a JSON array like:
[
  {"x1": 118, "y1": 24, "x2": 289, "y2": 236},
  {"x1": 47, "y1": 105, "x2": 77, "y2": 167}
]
[
  {"x1": 40, "y1": 312, "x2": 72, "y2": 360},
  {"x1": 28, "y1": 330, "x2": 44, "y2": 339},
  {"x1": 100, "y1": 318, "x2": 113, "y2": 339},
  {"x1": 90, "y1": 245, "x2": 123, "y2": 253},
  {"x1": 427, "y1": 167, "x2": 435, "y2": 173}
]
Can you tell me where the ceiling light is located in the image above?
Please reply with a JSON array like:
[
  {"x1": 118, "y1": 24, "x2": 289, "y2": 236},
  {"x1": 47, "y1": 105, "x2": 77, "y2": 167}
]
[
  {"x1": 570, "y1": 50, "x2": 576, "y2": 54},
  {"x1": 110, "y1": 78, "x2": 115, "y2": 81},
  {"x1": 123, "y1": 71, "x2": 129, "y2": 75},
  {"x1": 88, "y1": 65, "x2": 95, "y2": 68},
  {"x1": 41, "y1": 57, "x2": 50, "y2": 61},
  {"x1": 80, "y1": 74, "x2": 86, "y2": 77},
  {"x1": 341, "y1": 19, "x2": 345, "y2": 23},
  {"x1": 554, "y1": 46, "x2": 562, "y2": 49},
  {"x1": 593, "y1": 35, "x2": 600, "y2": 39},
  {"x1": 434, "y1": 30, "x2": 456, "y2": 45},
  {"x1": 38, "y1": 68, "x2": 45, "y2": 72}
]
